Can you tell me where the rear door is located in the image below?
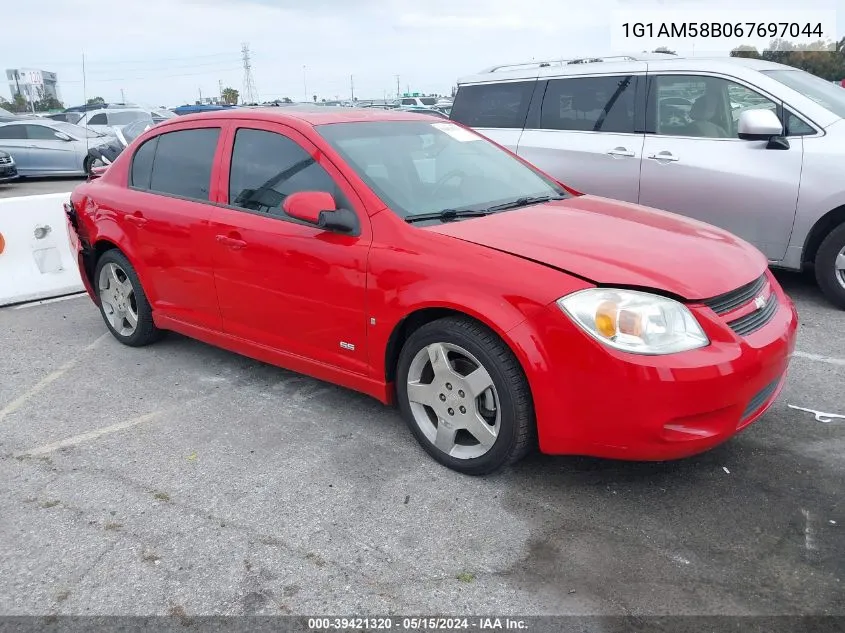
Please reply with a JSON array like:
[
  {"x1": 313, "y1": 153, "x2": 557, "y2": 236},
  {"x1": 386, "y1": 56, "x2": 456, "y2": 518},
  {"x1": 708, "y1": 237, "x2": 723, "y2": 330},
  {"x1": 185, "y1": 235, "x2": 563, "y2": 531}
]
[
  {"x1": 516, "y1": 73, "x2": 645, "y2": 202},
  {"x1": 638, "y1": 73, "x2": 802, "y2": 261},
  {"x1": 23, "y1": 124, "x2": 79, "y2": 173},
  {"x1": 118, "y1": 123, "x2": 224, "y2": 330},
  {"x1": 450, "y1": 80, "x2": 537, "y2": 152}
]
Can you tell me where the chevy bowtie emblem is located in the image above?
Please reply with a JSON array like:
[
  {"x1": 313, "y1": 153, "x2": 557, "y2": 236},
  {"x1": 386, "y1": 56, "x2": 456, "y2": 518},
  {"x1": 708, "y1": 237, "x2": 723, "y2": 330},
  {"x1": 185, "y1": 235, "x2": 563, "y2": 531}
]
[{"x1": 754, "y1": 295, "x2": 766, "y2": 310}]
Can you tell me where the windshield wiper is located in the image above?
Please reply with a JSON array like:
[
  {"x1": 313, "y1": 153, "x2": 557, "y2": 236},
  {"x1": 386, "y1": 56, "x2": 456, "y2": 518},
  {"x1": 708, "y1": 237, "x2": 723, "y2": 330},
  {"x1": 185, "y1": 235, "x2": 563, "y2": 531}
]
[
  {"x1": 485, "y1": 195, "x2": 567, "y2": 213},
  {"x1": 405, "y1": 209, "x2": 491, "y2": 224}
]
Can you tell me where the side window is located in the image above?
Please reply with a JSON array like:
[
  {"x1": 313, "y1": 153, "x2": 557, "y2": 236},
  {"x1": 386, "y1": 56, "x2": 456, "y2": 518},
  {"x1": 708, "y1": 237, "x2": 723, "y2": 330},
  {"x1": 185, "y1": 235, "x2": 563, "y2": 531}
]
[
  {"x1": 130, "y1": 136, "x2": 157, "y2": 189},
  {"x1": 786, "y1": 112, "x2": 815, "y2": 136},
  {"x1": 0, "y1": 126, "x2": 27, "y2": 139},
  {"x1": 652, "y1": 75, "x2": 779, "y2": 139},
  {"x1": 401, "y1": 98, "x2": 416, "y2": 106},
  {"x1": 88, "y1": 113, "x2": 107, "y2": 125},
  {"x1": 25, "y1": 125, "x2": 63, "y2": 140},
  {"x1": 148, "y1": 128, "x2": 220, "y2": 200},
  {"x1": 450, "y1": 81, "x2": 535, "y2": 129},
  {"x1": 540, "y1": 75, "x2": 636, "y2": 133},
  {"x1": 228, "y1": 128, "x2": 339, "y2": 217}
]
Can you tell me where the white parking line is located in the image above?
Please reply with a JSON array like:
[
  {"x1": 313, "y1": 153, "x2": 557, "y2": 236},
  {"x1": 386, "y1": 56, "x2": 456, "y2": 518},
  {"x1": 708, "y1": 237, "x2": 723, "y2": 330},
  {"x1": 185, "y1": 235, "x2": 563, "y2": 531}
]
[
  {"x1": 17, "y1": 411, "x2": 162, "y2": 457},
  {"x1": 0, "y1": 333, "x2": 109, "y2": 424},
  {"x1": 13, "y1": 293, "x2": 87, "y2": 309},
  {"x1": 793, "y1": 351, "x2": 845, "y2": 367}
]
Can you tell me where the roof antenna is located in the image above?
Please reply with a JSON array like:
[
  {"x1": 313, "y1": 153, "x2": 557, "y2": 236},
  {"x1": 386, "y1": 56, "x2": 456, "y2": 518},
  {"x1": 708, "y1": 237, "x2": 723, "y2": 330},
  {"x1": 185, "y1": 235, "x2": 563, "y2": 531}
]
[{"x1": 82, "y1": 52, "x2": 89, "y2": 161}]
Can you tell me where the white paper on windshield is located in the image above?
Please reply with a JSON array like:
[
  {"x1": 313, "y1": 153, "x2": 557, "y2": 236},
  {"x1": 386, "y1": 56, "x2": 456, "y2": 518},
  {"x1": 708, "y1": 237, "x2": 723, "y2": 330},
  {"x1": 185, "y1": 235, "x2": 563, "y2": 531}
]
[{"x1": 431, "y1": 123, "x2": 480, "y2": 142}]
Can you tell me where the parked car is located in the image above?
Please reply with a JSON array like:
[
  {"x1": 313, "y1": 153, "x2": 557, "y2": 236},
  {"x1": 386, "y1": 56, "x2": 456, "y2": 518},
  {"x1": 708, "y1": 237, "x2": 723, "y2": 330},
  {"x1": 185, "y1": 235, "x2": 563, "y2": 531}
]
[
  {"x1": 0, "y1": 120, "x2": 121, "y2": 176},
  {"x1": 0, "y1": 149, "x2": 18, "y2": 182},
  {"x1": 114, "y1": 119, "x2": 157, "y2": 148},
  {"x1": 75, "y1": 108, "x2": 155, "y2": 135},
  {"x1": 452, "y1": 53, "x2": 845, "y2": 308},
  {"x1": 66, "y1": 108, "x2": 797, "y2": 474},
  {"x1": 397, "y1": 106, "x2": 450, "y2": 118},
  {"x1": 0, "y1": 107, "x2": 21, "y2": 123},
  {"x1": 396, "y1": 96, "x2": 439, "y2": 108},
  {"x1": 43, "y1": 112, "x2": 84, "y2": 124}
]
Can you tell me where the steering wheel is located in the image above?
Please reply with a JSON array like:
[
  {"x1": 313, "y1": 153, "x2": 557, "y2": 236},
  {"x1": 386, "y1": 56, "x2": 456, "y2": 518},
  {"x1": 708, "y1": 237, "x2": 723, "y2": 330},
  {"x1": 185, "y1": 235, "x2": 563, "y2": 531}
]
[{"x1": 431, "y1": 170, "x2": 467, "y2": 199}]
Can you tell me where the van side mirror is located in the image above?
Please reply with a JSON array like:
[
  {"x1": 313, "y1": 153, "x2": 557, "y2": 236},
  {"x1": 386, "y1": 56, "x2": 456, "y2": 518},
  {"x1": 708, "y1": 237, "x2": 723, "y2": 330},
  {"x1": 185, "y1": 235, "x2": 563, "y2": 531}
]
[{"x1": 282, "y1": 191, "x2": 358, "y2": 234}]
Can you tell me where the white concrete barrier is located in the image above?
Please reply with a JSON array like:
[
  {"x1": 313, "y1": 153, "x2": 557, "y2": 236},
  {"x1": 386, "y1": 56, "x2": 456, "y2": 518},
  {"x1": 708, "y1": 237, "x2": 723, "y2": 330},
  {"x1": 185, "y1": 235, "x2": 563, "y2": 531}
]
[{"x1": 0, "y1": 192, "x2": 85, "y2": 307}]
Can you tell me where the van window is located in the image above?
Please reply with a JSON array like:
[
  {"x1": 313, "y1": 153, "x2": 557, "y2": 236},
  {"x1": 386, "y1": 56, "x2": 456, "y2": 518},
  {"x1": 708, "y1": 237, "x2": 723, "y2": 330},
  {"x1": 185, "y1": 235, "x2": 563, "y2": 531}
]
[
  {"x1": 450, "y1": 81, "x2": 535, "y2": 129},
  {"x1": 141, "y1": 128, "x2": 220, "y2": 200},
  {"x1": 540, "y1": 76, "x2": 637, "y2": 133}
]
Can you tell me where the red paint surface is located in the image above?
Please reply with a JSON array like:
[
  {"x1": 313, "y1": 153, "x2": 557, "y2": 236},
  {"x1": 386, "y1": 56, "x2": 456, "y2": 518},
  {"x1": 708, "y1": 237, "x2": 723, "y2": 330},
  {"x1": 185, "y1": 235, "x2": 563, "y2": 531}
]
[{"x1": 68, "y1": 108, "x2": 798, "y2": 461}]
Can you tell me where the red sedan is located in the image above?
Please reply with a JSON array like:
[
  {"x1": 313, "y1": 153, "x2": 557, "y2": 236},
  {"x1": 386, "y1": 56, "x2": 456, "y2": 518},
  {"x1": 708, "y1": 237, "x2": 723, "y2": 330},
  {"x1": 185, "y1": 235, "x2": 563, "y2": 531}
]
[{"x1": 66, "y1": 108, "x2": 798, "y2": 475}]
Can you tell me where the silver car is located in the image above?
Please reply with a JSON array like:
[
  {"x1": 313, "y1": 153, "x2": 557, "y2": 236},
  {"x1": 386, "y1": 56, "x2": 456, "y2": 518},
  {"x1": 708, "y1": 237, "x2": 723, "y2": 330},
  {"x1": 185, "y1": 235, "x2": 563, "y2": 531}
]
[
  {"x1": 452, "y1": 53, "x2": 845, "y2": 308},
  {"x1": 75, "y1": 107, "x2": 173, "y2": 136},
  {"x1": 0, "y1": 120, "x2": 120, "y2": 176}
]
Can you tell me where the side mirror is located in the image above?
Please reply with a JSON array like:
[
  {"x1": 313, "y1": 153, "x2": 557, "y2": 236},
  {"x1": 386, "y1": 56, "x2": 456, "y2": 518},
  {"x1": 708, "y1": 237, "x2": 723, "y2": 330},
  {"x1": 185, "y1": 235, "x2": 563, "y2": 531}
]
[
  {"x1": 282, "y1": 191, "x2": 358, "y2": 234},
  {"x1": 737, "y1": 109, "x2": 783, "y2": 140},
  {"x1": 54, "y1": 131, "x2": 73, "y2": 142}
]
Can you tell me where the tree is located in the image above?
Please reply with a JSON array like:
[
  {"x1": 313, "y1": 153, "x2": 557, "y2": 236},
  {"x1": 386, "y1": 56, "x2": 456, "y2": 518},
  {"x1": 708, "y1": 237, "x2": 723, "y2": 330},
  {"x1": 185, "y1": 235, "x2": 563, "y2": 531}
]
[
  {"x1": 11, "y1": 93, "x2": 28, "y2": 113},
  {"x1": 221, "y1": 87, "x2": 239, "y2": 105},
  {"x1": 282, "y1": 97, "x2": 292, "y2": 103},
  {"x1": 653, "y1": 47, "x2": 677, "y2": 55},
  {"x1": 312, "y1": 94, "x2": 317, "y2": 102},
  {"x1": 730, "y1": 45, "x2": 762, "y2": 59},
  {"x1": 86, "y1": 96, "x2": 105, "y2": 106}
]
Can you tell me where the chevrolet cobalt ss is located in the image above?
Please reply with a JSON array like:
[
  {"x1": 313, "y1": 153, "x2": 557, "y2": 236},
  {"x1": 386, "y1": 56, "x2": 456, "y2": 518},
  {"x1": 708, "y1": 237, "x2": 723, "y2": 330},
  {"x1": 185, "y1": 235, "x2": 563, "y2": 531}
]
[{"x1": 66, "y1": 108, "x2": 798, "y2": 475}]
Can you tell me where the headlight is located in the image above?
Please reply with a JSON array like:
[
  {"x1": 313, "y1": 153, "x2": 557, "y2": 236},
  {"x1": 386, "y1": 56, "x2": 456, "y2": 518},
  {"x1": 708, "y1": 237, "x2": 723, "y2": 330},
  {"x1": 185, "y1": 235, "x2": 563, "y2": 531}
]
[{"x1": 557, "y1": 288, "x2": 709, "y2": 355}]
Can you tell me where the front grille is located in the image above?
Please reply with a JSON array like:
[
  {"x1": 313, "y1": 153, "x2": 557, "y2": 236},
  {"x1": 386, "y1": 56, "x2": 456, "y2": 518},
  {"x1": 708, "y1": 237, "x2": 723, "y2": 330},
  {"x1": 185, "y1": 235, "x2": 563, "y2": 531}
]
[
  {"x1": 727, "y1": 293, "x2": 779, "y2": 336},
  {"x1": 741, "y1": 377, "x2": 781, "y2": 422},
  {"x1": 0, "y1": 155, "x2": 11, "y2": 165},
  {"x1": 702, "y1": 275, "x2": 767, "y2": 315}
]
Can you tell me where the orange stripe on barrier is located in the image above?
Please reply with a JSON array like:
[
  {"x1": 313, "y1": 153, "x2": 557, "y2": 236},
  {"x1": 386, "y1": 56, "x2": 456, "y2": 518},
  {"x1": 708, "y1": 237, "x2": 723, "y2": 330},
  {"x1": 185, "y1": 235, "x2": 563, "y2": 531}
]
[{"x1": 0, "y1": 231, "x2": 5, "y2": 255}]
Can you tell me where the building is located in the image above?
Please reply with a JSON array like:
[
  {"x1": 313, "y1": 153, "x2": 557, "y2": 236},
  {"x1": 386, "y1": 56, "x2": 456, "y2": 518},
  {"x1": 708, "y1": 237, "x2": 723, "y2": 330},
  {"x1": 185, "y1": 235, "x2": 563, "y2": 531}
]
[{"x1": 6, "y1": 68, "x2": 60, "y2": 105}]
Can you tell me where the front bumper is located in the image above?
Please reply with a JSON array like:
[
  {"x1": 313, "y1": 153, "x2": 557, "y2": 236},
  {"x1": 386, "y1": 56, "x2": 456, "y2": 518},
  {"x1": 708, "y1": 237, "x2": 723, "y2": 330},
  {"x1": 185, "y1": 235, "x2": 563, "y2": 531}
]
[
  {"x1": 0, "y1": 164, "x2": 18, "y2": 182},
  {"x1": 509, "y1": 271, "x2": 799, "y2": 461}
]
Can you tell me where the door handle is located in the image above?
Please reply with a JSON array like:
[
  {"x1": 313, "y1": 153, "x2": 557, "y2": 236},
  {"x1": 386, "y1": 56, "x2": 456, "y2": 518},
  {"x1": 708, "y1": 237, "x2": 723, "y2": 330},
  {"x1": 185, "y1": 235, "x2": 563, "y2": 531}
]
[
  {"x1": 125, "y1": 213, "x2": 147, "y2": 227},
  {"x1": 607, "y1": 147, "x2": 635, "y2": 158},
  {"x1": 216, "y1": 234, "x2": 247, "y2": 250},
  {"x1": 647, "y1": 151, "x2": 679, "y2": 162}
]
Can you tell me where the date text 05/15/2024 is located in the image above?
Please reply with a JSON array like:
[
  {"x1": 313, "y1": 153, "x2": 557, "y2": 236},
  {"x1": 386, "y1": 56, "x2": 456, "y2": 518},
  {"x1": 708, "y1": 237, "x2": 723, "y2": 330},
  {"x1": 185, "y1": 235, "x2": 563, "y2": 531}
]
[
  {"x1": 307, "y1": 617, "x2": 528, "y2": 630},
  {"x1": 621, "y1": 21, "x2": 825, "y2": 39}
]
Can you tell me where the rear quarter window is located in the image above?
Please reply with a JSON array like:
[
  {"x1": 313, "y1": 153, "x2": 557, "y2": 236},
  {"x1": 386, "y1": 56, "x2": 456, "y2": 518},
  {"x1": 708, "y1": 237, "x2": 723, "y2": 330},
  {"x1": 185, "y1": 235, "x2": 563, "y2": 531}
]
[
  {"x1": 450, "y1": 81, "x2": 535, "y2": 129},
  {"x1": 130, "y1": 128, "x2": 220, "y2": 200},
  {"x1": 130, "y1": 136, "x2": 157, "y2": 189}
]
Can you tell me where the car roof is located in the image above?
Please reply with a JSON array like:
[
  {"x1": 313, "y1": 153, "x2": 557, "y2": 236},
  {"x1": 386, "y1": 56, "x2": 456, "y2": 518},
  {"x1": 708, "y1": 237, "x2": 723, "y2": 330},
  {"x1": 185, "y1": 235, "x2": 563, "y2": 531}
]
[
  {"x1": 163, "y1": 106, "x2": 441, "y2": 127},
  {"x1": 0, "y1": 118, "x2": 62, "y2": 128},
  {"x1": 457, "y1": 54, "x2": 794, "y2": 84}
]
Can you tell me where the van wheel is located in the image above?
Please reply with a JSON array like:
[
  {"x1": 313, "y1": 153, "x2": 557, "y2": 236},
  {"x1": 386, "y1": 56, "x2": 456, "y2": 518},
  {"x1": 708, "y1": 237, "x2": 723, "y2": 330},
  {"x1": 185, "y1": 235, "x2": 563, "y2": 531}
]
[
  {"x1": 395, "y1": 316, "x2": 535, "y2": 475},
  {"x1": 814, "y1": 223, "x2": 845, "y2": 310},
  {"x1": 94, "y1": 250, "x2": 161, "y2": 346}
]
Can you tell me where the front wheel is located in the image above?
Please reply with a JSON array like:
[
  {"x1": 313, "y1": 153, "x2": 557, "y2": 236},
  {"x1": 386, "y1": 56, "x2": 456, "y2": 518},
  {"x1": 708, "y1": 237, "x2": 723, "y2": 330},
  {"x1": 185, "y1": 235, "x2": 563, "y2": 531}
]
[
  {"x1": 395, "y1": 316, "x2": 535, "y2": 475},
  {"x1": 94, "y1": 249, "x2": 161, "y2": 346},
  {"x1": 814, "y1": 223, "x2": 845, "y2": 310}
]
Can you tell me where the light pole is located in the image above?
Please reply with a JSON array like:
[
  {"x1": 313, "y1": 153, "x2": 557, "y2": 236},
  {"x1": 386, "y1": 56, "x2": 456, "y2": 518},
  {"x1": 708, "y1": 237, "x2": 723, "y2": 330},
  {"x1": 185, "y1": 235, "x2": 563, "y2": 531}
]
[{"x1": 303, "y1": 65, "x2": 308, "y2": 103}]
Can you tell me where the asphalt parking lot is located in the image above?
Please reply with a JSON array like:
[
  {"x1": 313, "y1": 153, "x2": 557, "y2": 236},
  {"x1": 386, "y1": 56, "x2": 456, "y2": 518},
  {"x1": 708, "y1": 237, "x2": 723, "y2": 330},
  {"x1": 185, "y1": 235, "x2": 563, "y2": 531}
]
[
  {"x1": 0, "y1": 177, "x2": 83, "y2": 199},
  {"x1": 0, "y1": 268, "x2": 842, "y2": 617}
]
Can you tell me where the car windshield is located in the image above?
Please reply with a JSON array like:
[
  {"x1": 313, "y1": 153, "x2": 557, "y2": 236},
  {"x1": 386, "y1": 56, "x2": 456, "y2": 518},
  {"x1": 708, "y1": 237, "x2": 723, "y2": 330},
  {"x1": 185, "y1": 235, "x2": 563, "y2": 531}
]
[
  {"x1": 51, "y1": 121, "x2": 103, "y2": 138},
  {"x1": 762, "y1": 69, "x2": 845, "y2": 118},
  {"x1": 318, "y1": 121, "x2": 566, "y2": 219},
  {"x1": 109, "y1": 110, "x2": 153, "y2": 125}
]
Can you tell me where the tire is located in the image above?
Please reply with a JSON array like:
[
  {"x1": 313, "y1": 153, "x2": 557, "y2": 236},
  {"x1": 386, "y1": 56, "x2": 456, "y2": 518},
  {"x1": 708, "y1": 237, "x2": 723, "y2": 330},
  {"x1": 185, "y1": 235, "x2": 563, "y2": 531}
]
[
  {"x1": 814, "y1": 223, "x2": 845, "y2": 310},
  {"x1": 395, "y1": 316, "x2": 535, "y2": 475},
  {"x1": 94, "y1": 249, "x2": 161, "y2": 347}
]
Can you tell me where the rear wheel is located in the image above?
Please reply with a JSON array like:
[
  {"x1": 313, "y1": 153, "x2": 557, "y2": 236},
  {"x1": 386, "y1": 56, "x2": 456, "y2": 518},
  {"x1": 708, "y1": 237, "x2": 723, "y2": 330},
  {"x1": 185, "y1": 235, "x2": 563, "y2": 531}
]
[
  {"x1": 395, "y1": 316, "x2": 535, "y2": 475},
  {"x1": 94, "y1": 250, "x2": 161, "y2": 346},
  {"x1": 814, "y1": 223, "x2": 845, "y2": 310}
]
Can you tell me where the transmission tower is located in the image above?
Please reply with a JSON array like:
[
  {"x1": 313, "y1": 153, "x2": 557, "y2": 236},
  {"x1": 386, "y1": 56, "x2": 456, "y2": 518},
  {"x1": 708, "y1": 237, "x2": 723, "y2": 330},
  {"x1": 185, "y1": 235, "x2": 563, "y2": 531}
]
[{"x1": 241, "y1": 43, "x2": 258, "y2": 104}]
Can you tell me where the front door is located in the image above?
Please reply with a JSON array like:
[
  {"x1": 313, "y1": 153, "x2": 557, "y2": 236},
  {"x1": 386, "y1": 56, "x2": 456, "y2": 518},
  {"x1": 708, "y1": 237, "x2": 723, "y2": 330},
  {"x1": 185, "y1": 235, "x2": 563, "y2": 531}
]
[
  {"x1": 638, "y1": 73, "x2": 803, "y2": 261},
  {"x1": 23, "y1": 124, "x2": 80, "y2": 174},
  {"x1": 517, "y1": 73, "x2": 645, "y2": 202},
  {"x1": 209, "y1": 123, "x2": 371, "y2": 375}
]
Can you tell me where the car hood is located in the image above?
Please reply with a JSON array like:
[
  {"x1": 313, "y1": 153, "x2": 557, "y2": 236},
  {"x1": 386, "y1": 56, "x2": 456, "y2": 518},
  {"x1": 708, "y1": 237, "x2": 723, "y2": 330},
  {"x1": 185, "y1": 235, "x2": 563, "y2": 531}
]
[{"x1": 426, "y1": 195, "x2": 768, "y2": 300}]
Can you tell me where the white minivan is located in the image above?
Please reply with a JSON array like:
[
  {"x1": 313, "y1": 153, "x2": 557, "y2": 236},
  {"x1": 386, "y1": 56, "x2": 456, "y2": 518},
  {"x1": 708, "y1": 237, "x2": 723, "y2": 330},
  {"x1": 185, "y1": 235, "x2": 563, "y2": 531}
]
[{"x1": 451, "y1": 53, "x2": 845, "y2": 308}]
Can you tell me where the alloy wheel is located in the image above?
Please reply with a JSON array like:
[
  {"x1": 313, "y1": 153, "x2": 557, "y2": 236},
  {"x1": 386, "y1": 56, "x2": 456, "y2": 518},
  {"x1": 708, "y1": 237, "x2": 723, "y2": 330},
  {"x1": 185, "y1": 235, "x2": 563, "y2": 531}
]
[
  {"x1": 98, "y1": 262, "x2": 138, "y2": 337},
  {"x1": 405, "y1": 341, "x2": 500, "y2": 460}
]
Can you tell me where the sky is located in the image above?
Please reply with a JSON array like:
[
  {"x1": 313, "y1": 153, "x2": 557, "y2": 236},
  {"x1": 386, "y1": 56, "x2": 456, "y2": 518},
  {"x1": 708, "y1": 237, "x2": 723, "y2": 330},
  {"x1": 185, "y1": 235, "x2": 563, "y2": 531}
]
[{"x1": 2, "y1": 0, "x2": 843, "y2": 108}]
